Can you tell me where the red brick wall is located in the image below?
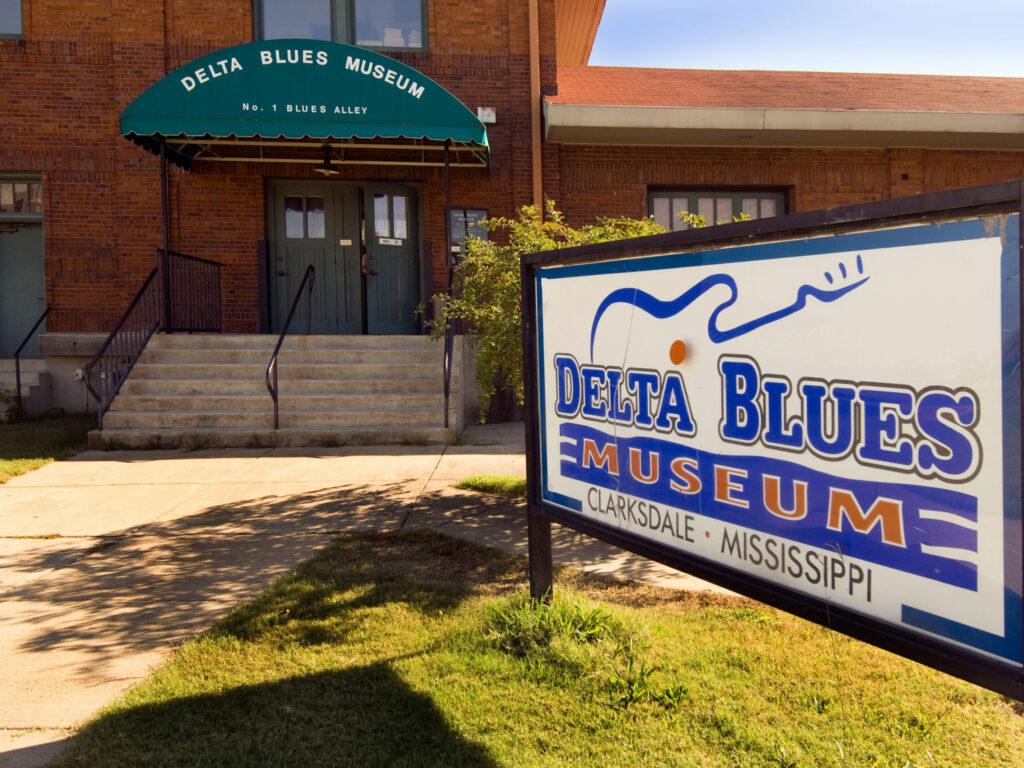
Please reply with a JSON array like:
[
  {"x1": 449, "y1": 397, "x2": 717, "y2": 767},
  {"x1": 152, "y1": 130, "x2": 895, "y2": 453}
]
[
  {"x1": 4, "y1": 0, "x2": 1023, "y2": 335},
  {"x1": 0, "y1": 0, "x2": 552, "y2": 333},
  {"x1": 551, "y1": 145, "x2": 1024, "y2": 227}
]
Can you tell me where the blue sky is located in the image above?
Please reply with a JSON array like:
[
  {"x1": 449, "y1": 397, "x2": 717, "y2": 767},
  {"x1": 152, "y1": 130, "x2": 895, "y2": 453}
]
[{"x1": 590, "y1": 0, "x2": 1024, "y2": 77}]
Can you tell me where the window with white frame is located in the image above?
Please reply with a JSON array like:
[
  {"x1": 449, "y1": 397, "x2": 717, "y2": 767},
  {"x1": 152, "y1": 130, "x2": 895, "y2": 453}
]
[
  {"x1": 257, "y1": 0, "x2": 426, "y2": 51},
  {"x1": 649, "y1": 190, "x2": 786, "y2": 231},
  {"x1": 0, "y1": 0, "x2": 22, "y2": 38}
]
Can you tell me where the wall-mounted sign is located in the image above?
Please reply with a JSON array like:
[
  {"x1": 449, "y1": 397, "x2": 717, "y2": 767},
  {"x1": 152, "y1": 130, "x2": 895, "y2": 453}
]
[
  {"x1": 450, "y1": 209, "x2": 489, "y2": 256},
  {"x1": 523, "y1": 181, "x2": 1024, "y2": 701}
]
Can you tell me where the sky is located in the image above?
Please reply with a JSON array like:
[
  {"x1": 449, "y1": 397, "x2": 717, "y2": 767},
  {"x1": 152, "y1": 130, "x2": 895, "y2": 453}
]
[{"x1": 589, "y1": 0, "x2": 1024, "y2": 77}]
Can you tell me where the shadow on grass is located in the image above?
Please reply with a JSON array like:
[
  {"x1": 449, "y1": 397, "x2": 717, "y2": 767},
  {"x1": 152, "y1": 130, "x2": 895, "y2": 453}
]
[{"x1": 51, "y1": 662, "x2": 500, "y2": 768}]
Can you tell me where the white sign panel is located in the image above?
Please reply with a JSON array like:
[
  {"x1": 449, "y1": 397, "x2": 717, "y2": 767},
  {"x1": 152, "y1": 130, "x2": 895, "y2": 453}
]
[{"x1": 534, "y1": 215, "x2": 1022, "y2": 674}]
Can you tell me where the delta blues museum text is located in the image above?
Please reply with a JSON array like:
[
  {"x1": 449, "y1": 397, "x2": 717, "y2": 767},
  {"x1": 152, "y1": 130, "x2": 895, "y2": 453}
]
[{"x1": 553, "y1": 352, "x2": 981, "y2": 595}]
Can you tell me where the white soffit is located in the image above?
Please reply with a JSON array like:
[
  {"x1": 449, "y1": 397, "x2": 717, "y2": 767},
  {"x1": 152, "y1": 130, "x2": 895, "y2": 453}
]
[{"x1": 543, "y1": 103, "x2": 1024, "y2": 150}]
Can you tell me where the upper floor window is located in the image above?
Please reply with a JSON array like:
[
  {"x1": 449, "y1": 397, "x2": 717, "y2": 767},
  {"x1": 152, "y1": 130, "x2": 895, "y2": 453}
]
[
  {"x1": 0, "y1": 0, "x2": 22, "y2": 38},
  {"x1": 649, "y1": 189, "x2": 786, "y2": 231},
  {"x1": 257, "y1": 0, "x2": 426, "y2": 51}
]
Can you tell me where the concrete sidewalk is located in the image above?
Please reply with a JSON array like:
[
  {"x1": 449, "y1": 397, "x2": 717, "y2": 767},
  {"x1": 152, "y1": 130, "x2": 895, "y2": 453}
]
[{"x1": 0, "y1": 422, "x2": 723, "y2": 768}]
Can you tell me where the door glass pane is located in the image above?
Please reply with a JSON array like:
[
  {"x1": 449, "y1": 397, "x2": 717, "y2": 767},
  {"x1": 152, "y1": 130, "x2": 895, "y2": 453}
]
[
  {"x1": 697, "y1": 197, "x2": 714, "y2": 223},
  {"x1": 651, "y1": 197, "x2": 670, "y2": 230},
  {"x1": 261, "y1": 0, "x2": 331, "y2": 40},
  {"x1": 306, "y1": 197, "x2": 326, "y2": 239},
  {"x1": 716, "y1": 197, "x2": 733, "y2": 223},
  {"x1": 670, "y1": 197, "x2": 688, "y2": 231},
  {"x1": 392, "y1": 195, "x2": 408, "y2": 239},
  {"x1": 0, "y1": 184, "x2": 12, "y2": 213},
  {"x1": 761, "y1": 198, "x2": 777, "y2": 218},
  {"x1": 284, "y1": 196, "x2": 305, "y2": 238},
  {"x1": 373, "y1": 194, "x2": 390, "y2": 237},
  {"x1": 354, "y1": 0, "x2": 424, "y2": 49}
]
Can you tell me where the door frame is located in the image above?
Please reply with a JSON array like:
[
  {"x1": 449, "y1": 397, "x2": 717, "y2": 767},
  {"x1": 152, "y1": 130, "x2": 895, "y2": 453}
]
[{"x1": 264, "y1": 178, "x2": 424, "y2": 335}]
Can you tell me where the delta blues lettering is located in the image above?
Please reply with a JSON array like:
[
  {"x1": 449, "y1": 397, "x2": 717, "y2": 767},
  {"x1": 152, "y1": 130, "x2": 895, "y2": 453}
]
[
  {"x1": 554, "y1": 353, "x2": 982, "y2": 484},
  {"x1": 560, "y1": 422, "x2": 979, "y2": 590},
  {"x1": 718, "y1": 355, "x2": 981, "y2": 482}
]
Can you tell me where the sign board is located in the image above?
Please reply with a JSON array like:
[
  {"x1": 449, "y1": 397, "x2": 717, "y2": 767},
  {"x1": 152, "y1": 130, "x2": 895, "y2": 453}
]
[{"x1": 522, "y1": 181, "x2": 1024, "y2": 700}]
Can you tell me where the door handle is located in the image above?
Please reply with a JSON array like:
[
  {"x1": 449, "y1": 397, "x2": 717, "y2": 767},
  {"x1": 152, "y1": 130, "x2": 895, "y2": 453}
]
[{"x1": 277, "y1": 270, "x2": 287, "y2": 276}]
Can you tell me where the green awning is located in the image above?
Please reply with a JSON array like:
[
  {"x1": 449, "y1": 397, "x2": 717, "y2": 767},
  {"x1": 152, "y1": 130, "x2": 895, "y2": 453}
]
[{"x1": 120, "y1": 40, "x2": 488, "y2": 169}]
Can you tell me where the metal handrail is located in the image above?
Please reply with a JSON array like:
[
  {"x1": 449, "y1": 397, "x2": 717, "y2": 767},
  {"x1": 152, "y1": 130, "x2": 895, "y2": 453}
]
[
  {"x1": 266, "y1": 265, "x2": 315, "y2": 430},
  {"x1": 442, "y1": 254, "x2": 459, "y2": 429},
  {"x1": 13, "y1": 304, "x2": 50, "y2": 415},
  {"x1": 158, "y1": 248, "x2": 223, "y2": 333},
  {"x1": 84, "y1": 269, "x2": 160, "y2": 429}
]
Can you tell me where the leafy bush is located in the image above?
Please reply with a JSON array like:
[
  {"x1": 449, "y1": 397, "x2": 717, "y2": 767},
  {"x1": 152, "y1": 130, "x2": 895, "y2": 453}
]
[{"x1": 427, "y1": 201, "x2": 665, "y2": 416}]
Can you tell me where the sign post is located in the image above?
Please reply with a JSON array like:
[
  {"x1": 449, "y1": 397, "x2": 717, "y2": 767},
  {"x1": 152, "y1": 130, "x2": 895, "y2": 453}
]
[{"x1": 522, "y1": 180, "x2": 1024, "y2": 701}]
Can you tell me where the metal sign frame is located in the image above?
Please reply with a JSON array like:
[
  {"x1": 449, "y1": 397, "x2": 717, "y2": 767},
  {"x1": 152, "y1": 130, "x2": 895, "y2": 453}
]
[{"x1": 522, "y1": 180, "x2": 1024, "y2": 701}]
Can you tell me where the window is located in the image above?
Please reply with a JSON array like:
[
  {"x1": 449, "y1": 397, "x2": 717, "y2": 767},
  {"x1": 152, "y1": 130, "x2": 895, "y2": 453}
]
[
  {"x1": 0, "y1": 176, "x2": 42, "y2": 222},
  {"x1": 284, "y1": 196, "x2": 325, "y2": 239},
  {"x1": 372, "y1": 193, "x2": 409, "y2": 241},
  {"x1": 0, "y1": 0, "x2": 22, "y2": 38},
  {"x1": 649, "y1": 190, "x2": 785, "y2": 231},
  {"x1": 257, "y1": 0, "x2": 426, "y2": 51}
]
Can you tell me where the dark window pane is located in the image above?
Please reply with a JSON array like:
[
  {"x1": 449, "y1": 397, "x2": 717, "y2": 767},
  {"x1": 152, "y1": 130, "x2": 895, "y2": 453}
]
[
  {"x1": 28, "y1": 183, "x2": 42, "y2": 213},
  {"x1": 306, "y1": 197, "x2": 325, "y2": 239},
  {"x1": 261, "y1": 0, "x2": 331, "y2": 41},
  {"x1": 12, "y1": 183, "x2": 28, "y2": 213},
  {"x1": 284, "y1": 197, "x2": 305, "y2": 238},
  {"x1": 0, "y1": 0, "x2": 21, "y2": 36},
  {"x1": 354, "y1": 0, "x2": 423, "y2": 49}
]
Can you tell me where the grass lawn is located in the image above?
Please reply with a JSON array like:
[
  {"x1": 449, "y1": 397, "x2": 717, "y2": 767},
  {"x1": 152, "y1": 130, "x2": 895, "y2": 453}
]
[
  {"x1": 49, "y1": 530, "x2": 1022, "y2": 768},
  {"x1": 0, "y1": 413, "x2": 94, "y2": 484},
  {"x1": 456, "y1": 474, "x2": 527, "y2": 497}
]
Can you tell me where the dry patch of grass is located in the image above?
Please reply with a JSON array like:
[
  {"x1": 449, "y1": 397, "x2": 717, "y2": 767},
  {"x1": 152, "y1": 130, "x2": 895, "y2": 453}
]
[{"x1": 0, "y1": 414, "x2": 93, "y2": 484}]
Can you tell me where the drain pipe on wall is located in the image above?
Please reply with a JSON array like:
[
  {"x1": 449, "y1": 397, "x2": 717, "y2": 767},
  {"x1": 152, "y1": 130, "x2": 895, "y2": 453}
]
[{"x1": 528, "y1": 0, "x2": 543, "y2": 212}]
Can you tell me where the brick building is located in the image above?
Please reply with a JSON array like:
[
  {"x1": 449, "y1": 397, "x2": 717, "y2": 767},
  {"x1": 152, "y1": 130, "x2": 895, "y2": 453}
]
[{"x1": 2, "y1": 0, "x2": 1024, "y2": 443}]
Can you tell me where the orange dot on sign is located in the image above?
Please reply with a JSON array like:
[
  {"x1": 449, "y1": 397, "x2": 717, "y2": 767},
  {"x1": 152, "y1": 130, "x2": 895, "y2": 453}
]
[
  {"x1": 670, "y1": 340, "x2": 687, "y2": 365},
  {"x1": 705, "y1": 531, "x2": 710, "y2": 539}
]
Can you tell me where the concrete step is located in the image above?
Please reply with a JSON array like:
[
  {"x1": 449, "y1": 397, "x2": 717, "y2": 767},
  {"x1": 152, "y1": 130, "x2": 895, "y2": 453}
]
[
  {"x1": 89, "y1": 425, "x2": 456, "y2": 450},
  {"x1": 110, "y1": 393, "x2": 445, "y2": 413},
  {"x1": 102, "y1": 406, "x2": 445, "y2": 430},
  {"x1": 129, "y1": 362, "x2": 442, "y2": 381},
  {"x1": 0, "y1": 359, "x2": 47, "y2": 374},
  {"x1": 139, "y1": 347, "x2": 442, "y2": 366},
  {"x1": 146, "y1": 334, "x2": 439, "y2": 351},
  {"x1": 119, "y1": 376, "x2": 447, "y2": 396}
]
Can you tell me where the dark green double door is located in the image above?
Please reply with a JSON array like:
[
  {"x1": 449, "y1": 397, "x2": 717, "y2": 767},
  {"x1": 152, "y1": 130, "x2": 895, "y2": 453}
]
[
  {"x1": 0, "y1": 225, "x2": 45, "y2": 357},
  {"x1": 269, "y1": 182, "x2": 419, "y2": 335}
]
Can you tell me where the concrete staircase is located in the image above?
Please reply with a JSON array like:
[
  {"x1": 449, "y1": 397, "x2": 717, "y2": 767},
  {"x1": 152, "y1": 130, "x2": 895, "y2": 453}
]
[
  {"x1": 88, "y1": 334, "x2": 461, "y2": 449},
  {"x1": 0, "y1": 359, "x2": 51, "y2": 422}
]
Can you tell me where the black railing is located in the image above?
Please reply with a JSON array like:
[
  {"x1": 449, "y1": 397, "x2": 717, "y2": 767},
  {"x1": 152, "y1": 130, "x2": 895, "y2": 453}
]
[
  {"x1": 266, "y1": 265, "x2": 315, "y2": 430},
  {"x1": 160, "y1": 249, "x2": 222, "y2": 333},
  {"x1": 13, "y1": 304, "x2": 50, "y2": 415},
  {"x1": 442, "y1": 256, "x2": 459, "y2": 429},
  {"x1": 84, "y1": 269, "x2": 160, "y2": 428}
]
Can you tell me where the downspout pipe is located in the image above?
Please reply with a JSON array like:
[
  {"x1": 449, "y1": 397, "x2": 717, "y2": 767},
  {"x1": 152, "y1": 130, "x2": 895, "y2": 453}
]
[{"x1": 528, "y1": 0, "x2": 543, "y2": 212}]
